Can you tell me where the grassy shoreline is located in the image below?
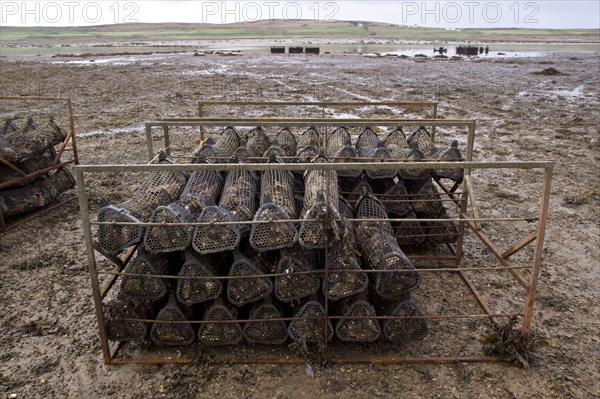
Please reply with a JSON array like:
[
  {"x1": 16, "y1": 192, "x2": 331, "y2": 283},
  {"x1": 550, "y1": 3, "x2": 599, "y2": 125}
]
[{"x1": 1, "y1": 21, "x2": 599, "y2": 43}]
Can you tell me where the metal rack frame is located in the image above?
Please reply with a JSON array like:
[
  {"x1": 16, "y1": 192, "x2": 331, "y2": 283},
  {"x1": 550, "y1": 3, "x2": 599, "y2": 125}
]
[
  {"x1": 76, "y1": 117, "x2": 553, "y2": 365},
  {"x1": 148, "y1": 100, "x2": 440, "y2": 162},
  {"x1": 0, "y1": 96, "x2": 79, "y2": 232}
]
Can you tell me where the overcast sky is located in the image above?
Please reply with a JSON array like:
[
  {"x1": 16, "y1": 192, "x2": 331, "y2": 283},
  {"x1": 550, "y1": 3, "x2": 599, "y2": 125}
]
[{"x1": 1, "y1": 1, "x2": 599, "y2": 28}]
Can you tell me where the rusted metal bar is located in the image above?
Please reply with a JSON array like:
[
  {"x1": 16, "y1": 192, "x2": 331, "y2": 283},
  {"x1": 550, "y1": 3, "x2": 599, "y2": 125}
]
[
  {"x1": 145, "y1": 124, "x2": 154, "y2": 161},
  {"x1": 67, "y1": 98, "x2": 79, "y2": 165},
  {"x1": 76, "y1": 168, "x2": 112, "y2": 364},
  {"x1": 0, "y1": 195, "x2": 77, "y2": 232},
  {"x1": 0, "y1": 160, "x2": 75, "y2": 190},
  {"x1": 163, "y1": 126, "x2": 171, "y2": 157},
  {"x1": 98, "y1": 264, "x2": 529, "y2": 281},
  {"x1": 75, "y1": 161, "x2": 554, "y2": 174},
  {"x1": 464, "y1": 175, "x2": 483, "y2": 231},
  {"x1": 501, "y1": 231, "x2": 537, "y2": 259},
  {"x1": 465, "y1": 219, "x2": 530, "y2": 291},
  {"x1": 521, "y1": 166, "x2": 553, "y2": 336},
  {"x1": 0, "y1": 155, "x2": 27, "y2": 176},
  {"x1": 148, "y1": 118, "x2": 473, "y2": 127},
  {"x1": 431, "y1": 102, "x2": 438, "y2": 142}
]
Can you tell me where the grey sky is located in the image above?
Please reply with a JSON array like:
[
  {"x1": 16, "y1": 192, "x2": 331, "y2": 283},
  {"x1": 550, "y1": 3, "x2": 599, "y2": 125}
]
[{"x1": 1, "y1": 1, "x2": 599, "y2": 28}]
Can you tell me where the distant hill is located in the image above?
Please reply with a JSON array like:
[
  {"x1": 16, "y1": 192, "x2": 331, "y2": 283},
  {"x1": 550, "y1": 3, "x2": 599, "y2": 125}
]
[{"x1": 1, "y1": 20, "x2": 598, "y2": 43}]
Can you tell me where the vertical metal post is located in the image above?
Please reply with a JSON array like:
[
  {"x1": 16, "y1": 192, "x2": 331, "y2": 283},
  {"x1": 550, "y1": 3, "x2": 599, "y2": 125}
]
[
  {"x1": 199, "y1": 103, "x2": 205, "y2": 141},
  {"x1": 163, "y1": 126, "x2": 171, "y2": 156},
  {"x1": 67, "y1": 98, "x2": 79, "y2": 165},
  {"x1": 466, "y1": 121, "x2": 475, "y2": 164},
  {"x1": 454, "y1": 179, "x2": 470, "y2": 266},
  {"x1": 431, "y1": 103, "x2": 438, "y2": 143},
  {"x1": 521, "y1": 166, "x2": 553, "y2": 336},
  {"x1": 75, "y1": 167, "x2": 112, "y2": 364},
  {"x1": 145, "y1": 123, "x2": 154, "y2": 161}
]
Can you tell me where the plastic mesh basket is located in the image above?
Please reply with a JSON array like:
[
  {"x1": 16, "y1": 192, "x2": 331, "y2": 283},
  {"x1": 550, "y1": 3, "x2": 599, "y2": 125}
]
[
  {"x1": 97, "y1": 153, "x2": 188, "y2": 255},
  {"x1": 433, "y1": 140, "x2": 464, "y2": 183},
  {"x1": 246, "y1": 126, "x2": 270, "y2": 158},
  {"x1": 299, "y1": 154, "x2": 343, "y2": 249},
  {"x1": 0, "y1": 147, "x2": 56, "y2": 188},
  {"x1": 212, "y1": 126, "x2": 240, "y2": 158},
  {"x1": 276, "y1": 127, "x2": 297, "y2": 156},
  {"x1": 288, "y1": 297, "x2": 334, "y2": 343},
  {"x1": 326, "y1": 127, "x2": 361, "y2": 178},
  {"x1": 250, "y1": 157, "x2": 298, "y2": 251},
  {"x1": 193, "y1": 162, "x2": 257, "y2": 254},
  {"x1": 143, "y1": 162, "x2": 224, "y2": 253},
  {"x1": 243, "y1": 298, "x2": 288, "y2": 345},
  {"x1": 334, "y1": 296, "x2": 381, "y2": 343},
  {"x1": 355, "y1": 194, "x2": 420, "y2": 298},
  {"x1": 0, "y1": 166, "x2": 74, "y2": 217},
  {"x1": 297, "y1": 127, "x2": 319, "y2": 149},
  {"x1": 190, "y1": 138, "x2": 219, "y2": 163},
  {"x1": 406, "y1": 178, "x2": 443, "y2": 216},
  {"x1": 197, "y1": 298, "x2": 243, "y2": 346},
  {"x1": 227, "y1": 251, "x2": 273, "y2": 306},
  {"x1": 263, "y1": 140, "x2": 288, "y2": 159},
  {"x1": 0, "y1": 118, "x2": 66, "y2": 163},
  {"x1": 150, "y1": 295, "x2": 195, "y2": 346},
  {"x1": 274, "y1": 247, "x2": 320, "y2": 302},
  {"x1": 381, "y1": 298, "x2": 428, "y2": 343},
  {"x1": 381, "y1": 180, "x2": 411, "y2": 217},
  {"x1": 422, "y1": 208, "x2": 459, "y2": 245},
  {"x1": 176, "y1": 250, "x2": 223, "y2": 305},
  {"x1": 407, "y1": 127, "x2": 436, "y2": 157},
  {"x1": 119, "y1": 250, "x2": 172, "y2": 302},
  {"x1": 325, "y1": 251, "x2": 368, "y2": 301},
  {"x1": 383, "y1": 127, "x2": 410, "y2": 158},
  {"x1": 355, "y1": 127, "x2": 396, "y2": 180},
  {"x1": 397, "y1": 144, "x2": 430, "y2": 181},
  {"x1": 105, "y1": 300, "x2": 149, "y2": 342},
  {"x1": 393, "y1": 210, "x2": 426, "y2": 248}
]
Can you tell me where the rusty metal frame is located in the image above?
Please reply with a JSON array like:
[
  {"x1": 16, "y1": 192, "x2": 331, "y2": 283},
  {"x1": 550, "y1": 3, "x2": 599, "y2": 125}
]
[
  {"x1": 0, "y1": 96, "x2": 79, "y2": 232},
  {"x1": 76, "y1": 154, "x2": 553, "y2": 365}
]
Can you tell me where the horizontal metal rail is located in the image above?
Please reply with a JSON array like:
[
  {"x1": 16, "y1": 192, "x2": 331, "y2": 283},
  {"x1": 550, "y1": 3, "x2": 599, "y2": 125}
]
[{"x1": 147, "y1": 117, "x2": 471, "y2": 127}]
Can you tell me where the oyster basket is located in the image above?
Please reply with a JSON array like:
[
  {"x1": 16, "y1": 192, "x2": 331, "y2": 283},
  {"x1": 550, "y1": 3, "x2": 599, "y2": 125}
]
[
  {"x1": 296, "y1": 126, "x2": 319, "y2": 149},
  {"x1": 97, "y1": 153, "x2": 188, "y2": 255},
  {"x1": 227, "y1": 251, "x2": 273, "y2": 306},
  {"x1": 263, "y1": 139, "x2": 288, "y2": 159},
  {"x1": 355, "y1": 127, "x2": 396, "y2": 180},
  {"x1": 299, "y1": 154, "x2": 342, "y2": 249},
  {"x1": 193, "y1": 162, "x2": 258, "y2": 254},
  {"x1": 0, "y1": 118, "x2": 18, "y2": 135},
  {"x1": 150, "y1": 294, "x2": 195, "y2": 346},
  {"x1": 119, "y1": 250, "x2": 173, "y2": 302},
  {"x1": 324, "y1": 250, "x2": 368, "y2": 301},
  {"x1": 197, "y1": 298, "x2": 243, "y2": 346},
  {"x1": 250, "y1": 156, "x2": 298, "y2": 251},
  {"x1": 355, "y1": 193, "x2": 420, "y2": 298},
  {"x1": 143, "y1": 160, "x2": 224, "y2": 253},
  {"x1": 433, "y1": 140, "x2": 464, "y2": 183},
  {"x1": 326, "y1": 126, "x2": 361, "y2": 178},
  {"x1": 407, "y1": 126, "x2": 436, "y2": 157},
  {"x1": 381, "y1": 180, "x2": 411, "y2": 217},
  {"x1": 274, "y1": 247, "x2": 320, "y2": 303},
  {"x1": 105, "y1": 299, "x2": 149, "y2": 342},
  {"x1": 292, "y1": 144, "x2": 319, "y2": 178},
  {"x1": 190, "y1": 138, "x2": 219, "y2": 163},
  {"x1": 0, "y1": 117, "x2": 66, "y2": 163},
  {"x1": 0, "y1": 147, "x2": 57, "y2": 188},
  {"x1": 288, "y1": 296, "x2": 334, "y2": 343},
  {"x1": 405, "y1": 178, "x2": 443, "y2": 216},
  {"x1": 176, "y1": 250, "x2": 223, "y2": 305},
  {"x1": 0, "y1": 166, "x2": 74, "y2": 217},
  {"x1": 397, "y1": 143, "x2": 431, "y2": 181},
  {"x1": 334, "y1": 294, "x2": 381, "y2": 343},
  {"x1": 422, "y1": 208, "x2": 459, "y2": 245},
  {"x1": 242, "y1": 298, "x2": 288, "y2": 345},
  {"x1": 212, "y1": 126, "x2": 240, "y2": 158},
  {"x1": 383, "y1": 127, "x2": 411, "y2": 158},
  {"x1": 245, "y1": 126, "x2": 270, "y2": 158},
  {"x1": 275, "y1": 127, "x2": 297, "y2": 156},
  {"x1": 393, "y1": 210, "x2": 426, "y2": 248},
  {"x1": 375, "y1": 294, "x2": 429, "y2": 343}
]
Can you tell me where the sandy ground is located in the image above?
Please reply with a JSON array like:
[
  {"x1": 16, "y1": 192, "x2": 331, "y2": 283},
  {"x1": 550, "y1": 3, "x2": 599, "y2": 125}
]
[{"x1": 0, "y1": 47, "x2": 599, "y2": 399}]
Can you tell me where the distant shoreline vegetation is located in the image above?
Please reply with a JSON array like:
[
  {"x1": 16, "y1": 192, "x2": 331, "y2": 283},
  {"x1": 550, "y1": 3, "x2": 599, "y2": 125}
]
[{"x1": 1, "y1": 21, "x2": 599, "y2": 43}]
